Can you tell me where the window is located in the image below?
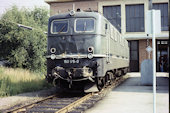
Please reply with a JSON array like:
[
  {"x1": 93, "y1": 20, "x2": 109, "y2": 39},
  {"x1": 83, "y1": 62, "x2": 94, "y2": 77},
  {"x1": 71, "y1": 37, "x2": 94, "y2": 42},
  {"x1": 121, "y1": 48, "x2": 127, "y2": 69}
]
[
  {"x1": 103, "y1": 5, "x2": 121, "y2": 32},
  {"x1": 51, "y1": 20, "x2": 68, "y2": 34},
  {"x1": 153, "y1": 3, "x2": 168, "y2": 31},
  {"x1": 75, "y1": 18, "x2": 95, "y2": 32},
  {"x1": 126, "y1": 4, "x2": 144, "y2": 32}
]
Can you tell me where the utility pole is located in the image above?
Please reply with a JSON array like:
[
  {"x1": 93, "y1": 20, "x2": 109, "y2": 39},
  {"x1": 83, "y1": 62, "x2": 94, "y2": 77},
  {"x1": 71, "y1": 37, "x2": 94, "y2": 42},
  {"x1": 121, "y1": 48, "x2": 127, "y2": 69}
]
[
  {"x1": 146, "y1": 10, "x2": 161, "y2": 113},
  {"x1": 148, "y1": 0, "x2": 157, "y2": 113},
  {"x1": 152, "y1": 9, "x2": 156, "y2": 113}
]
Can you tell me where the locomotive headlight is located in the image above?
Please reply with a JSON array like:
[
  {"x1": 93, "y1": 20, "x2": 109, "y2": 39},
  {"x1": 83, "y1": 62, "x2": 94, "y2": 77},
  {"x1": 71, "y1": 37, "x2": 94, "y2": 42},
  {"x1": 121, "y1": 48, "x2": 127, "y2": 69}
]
[
  {"x1": 50, "y1": 48, "x2": 56, "y2": 53},
  {"x1": 88, "y1": 53, "x2": 93, "y2": 59},
  {"x1": 51, "y1": 54, "x2": 56, "y2": 60},
  {"x1": 88, "y1": 46, "x2": 94, "y2": 53}
]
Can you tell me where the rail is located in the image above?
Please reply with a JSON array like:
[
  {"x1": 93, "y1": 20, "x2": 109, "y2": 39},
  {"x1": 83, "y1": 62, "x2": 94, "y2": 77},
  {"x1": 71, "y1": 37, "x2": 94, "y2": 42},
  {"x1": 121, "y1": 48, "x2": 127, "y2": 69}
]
[{"x1": 5, "y1": 74, "x2": 129, "y2": 113}]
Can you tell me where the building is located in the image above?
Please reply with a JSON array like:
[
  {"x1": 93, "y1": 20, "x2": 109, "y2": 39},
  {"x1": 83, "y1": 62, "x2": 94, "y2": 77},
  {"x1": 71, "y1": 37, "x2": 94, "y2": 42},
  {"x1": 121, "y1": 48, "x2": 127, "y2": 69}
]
[{"x1": 45, "y1": 0, "x2": 169, "y2": 72}]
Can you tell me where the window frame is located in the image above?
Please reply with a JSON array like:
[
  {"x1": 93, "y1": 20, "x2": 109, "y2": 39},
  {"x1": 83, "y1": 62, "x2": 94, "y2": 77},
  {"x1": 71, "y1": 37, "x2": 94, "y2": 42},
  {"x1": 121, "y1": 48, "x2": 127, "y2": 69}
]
[
  {"x1": 51, "y1": 19, "x2": 69, "y2": 34},
  {"x1": 125, "y1": 4, "x2": 144, "y2": 32},
  {"x1": 153, "y1": 3, "x2": 168, "y2": 31},
  {"x1": 103, "y1": 5, "x2": 121, "y2": 33},
  {"x1": 74, "y1": 18, "x2": 95, "y2": 33}
]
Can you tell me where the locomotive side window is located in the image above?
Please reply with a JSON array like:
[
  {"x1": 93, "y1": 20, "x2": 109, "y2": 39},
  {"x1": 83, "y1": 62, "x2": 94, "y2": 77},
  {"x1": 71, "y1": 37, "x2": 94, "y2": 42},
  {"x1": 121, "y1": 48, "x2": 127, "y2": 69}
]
[
  {"x1": 75, "y1": 18, "x2": 95, "y2": 32},
  {"x1": 51, "y1": 20, "x2": 68, "y2": 34}
]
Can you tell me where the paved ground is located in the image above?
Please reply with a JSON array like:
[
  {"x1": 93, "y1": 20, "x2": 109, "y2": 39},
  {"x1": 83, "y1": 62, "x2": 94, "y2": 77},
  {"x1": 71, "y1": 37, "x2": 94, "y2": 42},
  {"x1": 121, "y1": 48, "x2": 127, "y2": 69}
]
[{"x1": 86, "y1": 72, "x2": 169, "y2": 113}]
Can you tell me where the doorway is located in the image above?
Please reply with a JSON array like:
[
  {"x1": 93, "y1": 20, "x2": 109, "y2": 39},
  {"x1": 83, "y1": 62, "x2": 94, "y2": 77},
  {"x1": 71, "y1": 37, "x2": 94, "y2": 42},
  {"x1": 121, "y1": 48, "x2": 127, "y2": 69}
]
[
  {"x1": 156, "y1": 40, "x2": 169, "y2": 72},
  {"x1": 128, "y1": 40, "x2": 139, "y2": 72}
]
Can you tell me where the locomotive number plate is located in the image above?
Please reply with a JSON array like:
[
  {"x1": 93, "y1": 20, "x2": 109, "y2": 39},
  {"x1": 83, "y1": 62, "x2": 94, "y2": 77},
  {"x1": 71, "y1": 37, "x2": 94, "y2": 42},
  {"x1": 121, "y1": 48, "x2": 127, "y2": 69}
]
[{"x1": 64, "y1": 59, "x2": 79, "y2": 64}]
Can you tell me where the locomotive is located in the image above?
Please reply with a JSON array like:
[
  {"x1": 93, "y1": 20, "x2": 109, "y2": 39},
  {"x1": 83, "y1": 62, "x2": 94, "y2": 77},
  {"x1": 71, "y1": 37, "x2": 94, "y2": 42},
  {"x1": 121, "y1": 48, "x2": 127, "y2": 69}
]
[{"x1": 46, "y1": 10, "x2": 129, "y2": 92}]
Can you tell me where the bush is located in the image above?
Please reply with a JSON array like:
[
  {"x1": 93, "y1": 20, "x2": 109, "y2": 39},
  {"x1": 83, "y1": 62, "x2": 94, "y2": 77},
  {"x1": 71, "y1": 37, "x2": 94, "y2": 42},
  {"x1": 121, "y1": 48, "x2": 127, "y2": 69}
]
[{"x1": 0, "y1": 6, "x2": 49, "y2": 73}]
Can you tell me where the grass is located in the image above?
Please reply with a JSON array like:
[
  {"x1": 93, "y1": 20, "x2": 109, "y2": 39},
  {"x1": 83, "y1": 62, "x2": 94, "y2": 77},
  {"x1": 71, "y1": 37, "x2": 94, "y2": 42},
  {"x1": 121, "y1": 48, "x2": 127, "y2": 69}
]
[{"x1": 0, "y1": 67, "x2": 52, "y2": 97}]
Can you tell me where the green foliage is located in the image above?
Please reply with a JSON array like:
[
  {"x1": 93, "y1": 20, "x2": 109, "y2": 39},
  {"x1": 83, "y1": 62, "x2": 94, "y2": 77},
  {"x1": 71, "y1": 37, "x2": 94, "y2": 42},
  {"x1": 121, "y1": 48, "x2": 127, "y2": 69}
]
[{"x1": 0, "y1": 6, "x2": 49, "y2": 73}]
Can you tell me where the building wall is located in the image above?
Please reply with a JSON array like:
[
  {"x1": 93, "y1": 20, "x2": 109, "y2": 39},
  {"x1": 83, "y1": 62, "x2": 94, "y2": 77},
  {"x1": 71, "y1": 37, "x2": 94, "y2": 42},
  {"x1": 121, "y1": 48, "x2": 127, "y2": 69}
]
[
  {"x1": 49, "y1": 1, "x2": 98, "y2": 16},
  {"x1": 98, "y1": 0, "x2": 169, "y2": 39},
  {"x1": 45, "y1": 0, "x2": 169, "y2": 71},
  {"x1": 97, "y1": 0, "x2": 168, "y2": 71},
  {"x1": 139, "y1": 39, "x2": 153, "y2": 69},
  {"x1": 47, "y1": 0, "x2": 169, "y2": 40}
]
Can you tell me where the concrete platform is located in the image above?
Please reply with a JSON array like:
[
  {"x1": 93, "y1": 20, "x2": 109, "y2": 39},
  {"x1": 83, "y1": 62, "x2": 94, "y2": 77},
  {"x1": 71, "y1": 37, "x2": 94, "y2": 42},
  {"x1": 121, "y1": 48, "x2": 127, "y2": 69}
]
[{"x1": 86, "y1": 73, "x2": 169, "y2": 113}]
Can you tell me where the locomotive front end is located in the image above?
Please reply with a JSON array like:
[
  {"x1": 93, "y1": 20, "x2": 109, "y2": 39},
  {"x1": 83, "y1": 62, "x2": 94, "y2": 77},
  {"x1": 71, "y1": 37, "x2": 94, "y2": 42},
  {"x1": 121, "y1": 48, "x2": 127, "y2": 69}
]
[{"x1": 46, "y1": 12, "x2": 102, "y2": 91}]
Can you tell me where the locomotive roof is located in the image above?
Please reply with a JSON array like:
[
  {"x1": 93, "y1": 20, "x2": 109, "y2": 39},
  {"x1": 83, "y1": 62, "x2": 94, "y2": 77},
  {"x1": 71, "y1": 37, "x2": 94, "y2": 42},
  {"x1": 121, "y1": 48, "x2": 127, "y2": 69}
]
[{"x1": 49, "y1": 11, "x2": 102, "y2": 20}]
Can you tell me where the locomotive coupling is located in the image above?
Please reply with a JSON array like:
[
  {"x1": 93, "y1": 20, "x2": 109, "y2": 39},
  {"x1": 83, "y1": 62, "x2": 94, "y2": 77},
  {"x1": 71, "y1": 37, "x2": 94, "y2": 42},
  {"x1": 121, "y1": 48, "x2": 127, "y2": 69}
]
[{"x1": 82, "y1": 66, "x2": 93, "y2": 77}]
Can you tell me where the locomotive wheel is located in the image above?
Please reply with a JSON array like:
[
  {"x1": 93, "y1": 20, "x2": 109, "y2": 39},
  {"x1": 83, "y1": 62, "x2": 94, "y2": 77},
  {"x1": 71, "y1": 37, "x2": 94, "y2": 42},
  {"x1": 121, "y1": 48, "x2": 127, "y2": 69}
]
[
  {"x1": 109, "y1": 72, "x2": 115, "y2": 84},
  {"x1": 105, "y1": 72, "x2": 111, "y2": 85},
  {"x1": 121, "y1": 70, "x2": 124, "y2": 76},
  {"x1": 105, "y1": 73, "x2": 109, "y2": 86},
  {"x1": 115, "y1": 70, "x2": 121, "y2": 77},
  {"x1": 106, "y1": 71, "x2": 116, "y2": 85},
  {"x1": 96, "y1": 77, "x2": 105, "y2": 90}
]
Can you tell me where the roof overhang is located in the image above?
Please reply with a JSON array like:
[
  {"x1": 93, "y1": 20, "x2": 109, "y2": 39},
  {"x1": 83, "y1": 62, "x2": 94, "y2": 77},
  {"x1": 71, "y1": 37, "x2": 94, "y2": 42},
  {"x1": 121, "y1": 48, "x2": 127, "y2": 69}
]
[
  {"x1": 45, "y1": 0, "x2": 74, "y2": 3},
  {"x1": 44, "y1": 0, "x2": 112, "y2": 4},
  {"x1": 124, "y1": 33, "x2": 169, "y2": 40},
  {"x1": 45, "y1": 0, "x2": 93, "y2": 3}
]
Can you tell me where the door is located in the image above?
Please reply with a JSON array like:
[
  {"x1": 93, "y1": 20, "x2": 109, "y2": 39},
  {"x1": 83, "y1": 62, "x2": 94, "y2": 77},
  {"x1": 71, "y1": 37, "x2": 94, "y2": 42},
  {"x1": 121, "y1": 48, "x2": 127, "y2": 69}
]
[
  {"x1": 128, "y1": 41, "x2": 139, "y2": 72},
  {"x1": 156, "y1": 40, "x2": 169, "y2": 72}
]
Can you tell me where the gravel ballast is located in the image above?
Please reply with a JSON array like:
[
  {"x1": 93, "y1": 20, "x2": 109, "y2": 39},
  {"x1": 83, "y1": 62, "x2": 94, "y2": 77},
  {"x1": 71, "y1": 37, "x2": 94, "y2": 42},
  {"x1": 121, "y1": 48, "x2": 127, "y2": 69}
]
[{"x1": 0, "y1": 87, "x2": 56, "y2": 111}]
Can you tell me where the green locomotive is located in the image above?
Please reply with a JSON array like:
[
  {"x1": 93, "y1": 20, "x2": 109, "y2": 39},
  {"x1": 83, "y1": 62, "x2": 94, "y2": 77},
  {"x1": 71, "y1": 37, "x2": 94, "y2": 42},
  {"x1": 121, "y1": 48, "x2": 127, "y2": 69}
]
[{"x1": 46, "y1": 10, "x2": 129, "y2": 92}]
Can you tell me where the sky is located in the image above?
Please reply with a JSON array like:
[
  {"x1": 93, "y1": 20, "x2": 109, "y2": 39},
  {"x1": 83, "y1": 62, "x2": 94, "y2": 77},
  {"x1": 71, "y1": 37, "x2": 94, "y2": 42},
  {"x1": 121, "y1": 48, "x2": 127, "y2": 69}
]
[{"x1": 0, "y1": 0, "x2": 49, "y2": 16}]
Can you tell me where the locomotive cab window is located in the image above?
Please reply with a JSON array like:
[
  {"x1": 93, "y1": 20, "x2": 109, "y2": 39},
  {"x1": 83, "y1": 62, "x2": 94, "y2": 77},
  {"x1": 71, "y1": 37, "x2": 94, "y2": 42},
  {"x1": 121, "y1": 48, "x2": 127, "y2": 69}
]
[
  {"x1": 75, "y1": 18, "x2": 95, "y2": 32},
  {"x1": 51, "y1": 20, "x2": 68, "y2": 34}
]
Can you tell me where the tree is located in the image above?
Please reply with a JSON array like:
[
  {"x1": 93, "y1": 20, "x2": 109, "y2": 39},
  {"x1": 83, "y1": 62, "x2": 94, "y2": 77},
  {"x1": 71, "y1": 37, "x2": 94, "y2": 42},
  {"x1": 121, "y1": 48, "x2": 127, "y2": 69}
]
[{"x1": 0, "y1": 6, "x2": 49, "y2": 73}]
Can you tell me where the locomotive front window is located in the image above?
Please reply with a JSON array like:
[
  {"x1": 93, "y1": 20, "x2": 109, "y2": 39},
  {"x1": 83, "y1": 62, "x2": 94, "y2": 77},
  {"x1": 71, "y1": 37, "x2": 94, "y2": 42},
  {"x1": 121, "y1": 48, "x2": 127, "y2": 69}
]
[
  {"x1": 75, "y1": 18, "x2": 95, "y2": 32},
  {"x1": 51, "y1": 20, "x2": 68, "y2": 34}
]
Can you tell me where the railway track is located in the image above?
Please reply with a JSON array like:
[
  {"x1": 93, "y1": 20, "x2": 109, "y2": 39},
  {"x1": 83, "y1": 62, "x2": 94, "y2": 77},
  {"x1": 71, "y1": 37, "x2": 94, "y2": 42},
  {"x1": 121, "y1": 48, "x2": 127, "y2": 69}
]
[{"x1": 4, "y1": 74, "x2": 128, "y2": 113}]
